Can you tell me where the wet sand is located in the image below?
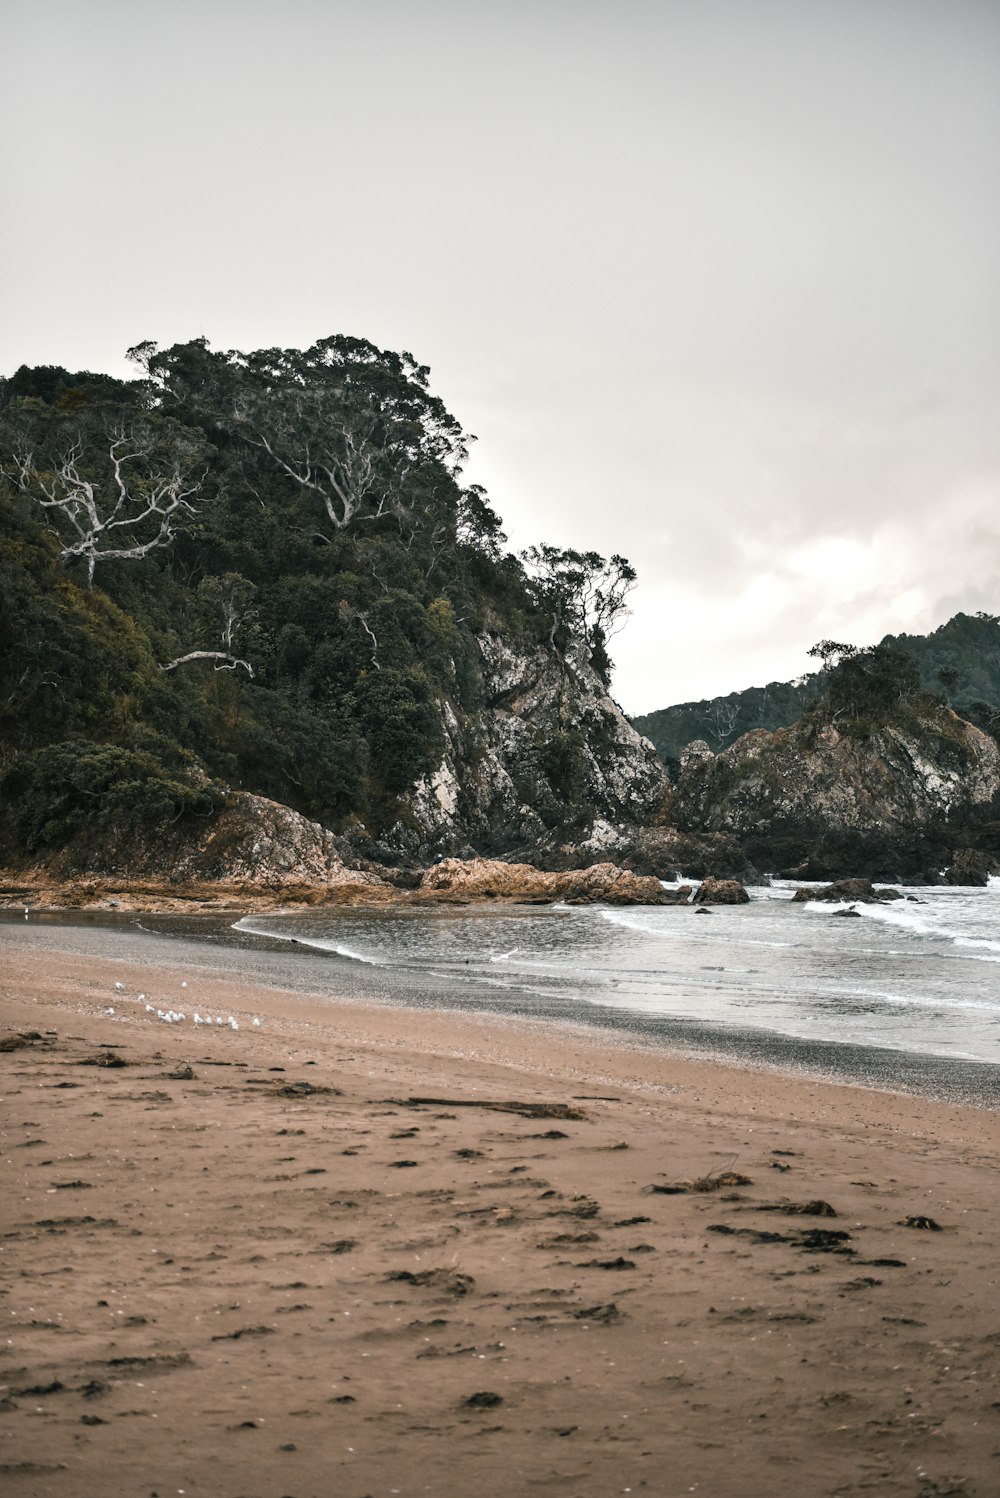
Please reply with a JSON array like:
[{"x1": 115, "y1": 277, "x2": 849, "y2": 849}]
[{"x1": 1, "y1": 924, "x2": 999, "y2": 1498}]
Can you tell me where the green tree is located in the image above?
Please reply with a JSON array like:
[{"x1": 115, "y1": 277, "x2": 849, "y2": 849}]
[
  {"x1": 356, "y1": 668, "x2": 444, "y2": 799},
  {"x1": 3, "y1": 741, "x2": 221, "y2": 854},
  {"x1": 521, "y1": 545, "x2": 635, "y2": 682},
  {"x1": 807, "y1": 639, "x2": 858, "y2": 672},
  {"x1": 134, "y1": 334, "x2": 471, "y2": 541},
  {"x1": 2, "y1": 329, "x2": 651, "y2": 860},
  {"x1": 822, "y1": 645, "x2": 922, "y2": 724}
]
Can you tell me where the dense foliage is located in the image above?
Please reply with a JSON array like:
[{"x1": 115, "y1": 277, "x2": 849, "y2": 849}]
[
  {"x1": 4, "y1": 742, "x2": 223, "y2": 855},
  {"x1": 882, "y1": 613, "x2": 1000, "y2": 737},
  {"x1": 0, "y1": 337, "x2": 631, "y2": 855},
  {"x1": 805, "y1": 643, "x2": 940, "y2": 742}
]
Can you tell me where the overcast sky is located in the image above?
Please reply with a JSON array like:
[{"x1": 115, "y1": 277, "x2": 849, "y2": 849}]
[{"x1": 4, "y1": 0, "x2": 999, "y2": 714}]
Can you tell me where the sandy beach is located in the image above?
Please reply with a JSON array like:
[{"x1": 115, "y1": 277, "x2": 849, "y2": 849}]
[{"x1": 1, "y1": 920, "x2": 999, "y2": 1498}]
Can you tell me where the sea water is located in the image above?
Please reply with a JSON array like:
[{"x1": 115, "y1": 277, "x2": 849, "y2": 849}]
[{"x1": 234, "y1": 878, "x2": 1000, "y2": 1069}]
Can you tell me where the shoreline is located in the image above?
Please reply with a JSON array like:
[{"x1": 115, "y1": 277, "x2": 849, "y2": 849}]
[
  {"x1": 2, "y1": 923, "x2": 999, "y2": 1496},
  {"x1": 3, "y1": 917, "x2": 999, "y2": 1127},
  {"x1": 5, "y1": 907, "x2": 1000, "y2": 1110}
]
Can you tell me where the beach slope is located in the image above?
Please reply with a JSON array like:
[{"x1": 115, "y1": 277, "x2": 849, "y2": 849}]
[{"x1": 1, "y1": 928, "x2": 998, "y2": 1497}]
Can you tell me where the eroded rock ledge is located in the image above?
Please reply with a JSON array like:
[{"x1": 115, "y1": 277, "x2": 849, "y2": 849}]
[
  {"x1": 790, "y1": 879, "x2": 904, "y2": 905},
  {"x1": 413, "y1": 857, "x2": 682, "y2": 906},
  {"x1": 0, "y1": 857, "x2": 712, "y2": 914}
]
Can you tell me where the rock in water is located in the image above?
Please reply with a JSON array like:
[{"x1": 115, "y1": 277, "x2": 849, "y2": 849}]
[
  {"x1": 945, "y1": 848, "x2": 993, "y2": 886},
  {"x1": 671, "y1": 704, "x2": 1000, "y2": 883},
  {"x1": 791, "y1": 879, "x2": 902, "y2": 904},
  {"x1": 694, "y1": 877, "x2": 750, "y2": 905}
]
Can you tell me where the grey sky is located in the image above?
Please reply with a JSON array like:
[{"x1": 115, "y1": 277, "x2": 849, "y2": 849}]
[{"x1": 5, "y1": 0, "x2": 999, "y2": 712}]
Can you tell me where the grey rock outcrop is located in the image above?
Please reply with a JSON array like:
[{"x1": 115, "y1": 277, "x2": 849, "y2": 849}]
[
  {"x1": 672, "y1": 706, "x2": 1000, "y2": 883},
  {"x1": 945, "y1": 849, "x2": 994, "y2": 886},
  {"x1": 790, "y1": 879, "x2": 903, "y2": 904},
  {"x1": 169, "y1": 792, "x2": 391, "y2": 890},
  {"x1": 679, "y1": 739, "x2": 715, "y2": 768},
  {"x1": 529, "y1": 822, "x2": 759, "y2": 884},
  {"x1": 20, "y1": 789, "x2": 393, "y2": 896},
  {"x1": 694, "y1": 877, "x2": 750, "y2": 905}
]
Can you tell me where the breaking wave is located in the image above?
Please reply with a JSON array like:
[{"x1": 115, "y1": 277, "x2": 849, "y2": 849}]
[{"x1": 232, "y1": 917, "x2": 386, "y2": 966}]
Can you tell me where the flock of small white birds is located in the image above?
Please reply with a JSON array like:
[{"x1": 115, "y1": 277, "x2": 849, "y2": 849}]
[
  {"x1": 20, "y1": 910, "x2": 261, "y2": 1029},
  {"x1": 103, "y1": 979, "x2": 261, "y2": 1030}
]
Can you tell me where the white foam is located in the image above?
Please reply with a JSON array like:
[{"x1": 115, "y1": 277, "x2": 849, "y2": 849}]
[
  {"x1": 846, "y1": 982, "x2": 1000, "y2": 1012},
  {"x1": 598, "y1": 905, "x2": 794, "y2": 949},
  {"x1": 600, "y1": 908, "x2": 684, "y2": 937},
  {"x1": 955, "y1": 935, "x2": 1000, "y2": 954}
]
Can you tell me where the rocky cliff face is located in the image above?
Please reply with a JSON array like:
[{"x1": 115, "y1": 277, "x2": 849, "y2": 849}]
[
  {"x1": 348, "y1": 630, "x2": 671, "y2": 863},
  {"x1": 671, "y1": 706, "x2": 1000, "y2": 881},
  {"x1": 170, "y1": 793, "x2": 392, "y2": 890}
]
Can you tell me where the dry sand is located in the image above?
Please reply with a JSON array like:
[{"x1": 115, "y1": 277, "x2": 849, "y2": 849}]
[{"x1": 1, "y1": 925, "x2": 999, "y2": 1498}]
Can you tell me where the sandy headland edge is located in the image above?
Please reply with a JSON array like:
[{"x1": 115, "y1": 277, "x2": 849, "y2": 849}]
[{"x1": 1, "y1": 922, "x2": 999, "y2": 1498}]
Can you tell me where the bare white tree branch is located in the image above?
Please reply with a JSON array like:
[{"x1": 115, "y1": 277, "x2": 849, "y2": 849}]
[
  {"x1": 235, "y1": 389, "x2": 413, "y2": 532},
  {"x1": 159, "y1": 574, "x2": 257, "y2": 679},
  {"x1": 159, "y1": 651, "x2": 254, "y2": 677},
  {"x1": 337, "y1": 599, "x2": 380, "y2": 669},
  {"x1": 354, "y1": 611, "x2": 380, "y2": 670},
  {"x1": 706, "y1": 700, "x2": 740, "y2": 745},
  {"x1": 15, "y1": 426, "x2": 202, "y2": 585}
]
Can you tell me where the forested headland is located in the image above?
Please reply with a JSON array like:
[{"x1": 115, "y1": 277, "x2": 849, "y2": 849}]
[
  {"x1": 0, "y1": 337, "x2": 660, "y2": 873},
  {"x1": 634, "y1": 612, "x2": 1000, "y2": 768}
]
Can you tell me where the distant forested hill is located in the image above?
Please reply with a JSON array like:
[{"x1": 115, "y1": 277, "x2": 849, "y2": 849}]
[
  {"x1": 1, "y1": 338, "x2": 662, "y2": 869},
  {"x1": 633, "y1": 611, "x2": 1000, "y2": 767},
  {"x1": 632, "y1": 676, "x2": 824, "y2": 768}
]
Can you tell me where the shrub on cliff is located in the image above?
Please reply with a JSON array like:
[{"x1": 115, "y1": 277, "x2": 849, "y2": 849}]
[
  {"x1": 817, "y1": 644, "x2": 922, "y2": 730},
  {"x1": 2, "y1": 741, "x2": 223, "y2": 857}
]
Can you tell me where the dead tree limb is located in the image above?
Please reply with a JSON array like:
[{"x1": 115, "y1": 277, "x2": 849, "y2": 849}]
[{"x1": 159, "y1": 651, "x2": 254, "y2": 677}]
